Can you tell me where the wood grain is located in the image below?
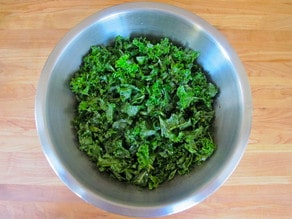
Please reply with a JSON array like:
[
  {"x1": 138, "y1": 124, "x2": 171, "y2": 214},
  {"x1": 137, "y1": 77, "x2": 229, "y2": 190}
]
[{"x1": 0, "y1": 0, "x2": 291, "y2": 218}]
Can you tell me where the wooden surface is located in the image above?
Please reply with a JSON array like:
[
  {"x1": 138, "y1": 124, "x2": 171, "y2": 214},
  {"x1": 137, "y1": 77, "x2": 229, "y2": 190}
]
[{"x1": 0, "y1": 0, "x2": 291, "y2": 218}]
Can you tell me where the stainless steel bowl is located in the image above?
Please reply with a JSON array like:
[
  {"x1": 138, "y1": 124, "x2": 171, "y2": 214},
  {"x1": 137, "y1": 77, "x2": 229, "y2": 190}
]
[{"x1": 35, "y1": 2, "x2": 252, "y2": 217}]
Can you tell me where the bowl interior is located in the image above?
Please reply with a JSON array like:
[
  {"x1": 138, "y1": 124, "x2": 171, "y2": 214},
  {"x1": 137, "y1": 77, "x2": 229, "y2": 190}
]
[{"x1": 37, "y1": 3, "x2": 252, "y2": 217}]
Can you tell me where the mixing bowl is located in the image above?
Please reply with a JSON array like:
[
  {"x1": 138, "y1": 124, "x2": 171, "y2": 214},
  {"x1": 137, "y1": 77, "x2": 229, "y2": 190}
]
[{"x1": 35, "y1": 2, "x2": 252, "y2": 217}]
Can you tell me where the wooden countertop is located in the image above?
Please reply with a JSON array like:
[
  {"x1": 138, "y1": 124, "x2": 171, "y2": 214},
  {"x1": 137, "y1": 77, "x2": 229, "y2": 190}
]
[{"x1": 1, "y1": 0, "x2": 291, "y2": 218}]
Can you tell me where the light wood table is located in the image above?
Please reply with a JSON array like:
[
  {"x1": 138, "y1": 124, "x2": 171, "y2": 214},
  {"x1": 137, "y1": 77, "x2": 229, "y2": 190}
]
[{"x1": 1, "y1": 0, "x2": 291, "y2": 218}]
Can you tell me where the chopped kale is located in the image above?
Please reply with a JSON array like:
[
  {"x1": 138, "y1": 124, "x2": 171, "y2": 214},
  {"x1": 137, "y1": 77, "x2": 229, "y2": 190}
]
[{"x1": 69, "y1": 36, "x2": 218, "y2": 189}]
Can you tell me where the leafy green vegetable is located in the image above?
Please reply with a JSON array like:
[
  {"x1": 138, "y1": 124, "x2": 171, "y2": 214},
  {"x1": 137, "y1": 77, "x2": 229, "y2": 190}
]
[{"x1": 69, "y1": 36, "x2": 218, "y2": 189}]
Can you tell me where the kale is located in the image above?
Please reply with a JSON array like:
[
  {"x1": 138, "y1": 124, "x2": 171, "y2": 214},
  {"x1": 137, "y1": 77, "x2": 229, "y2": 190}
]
[{"x1": 69, "y1": 36, "x2": 218, "y2": 189}]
